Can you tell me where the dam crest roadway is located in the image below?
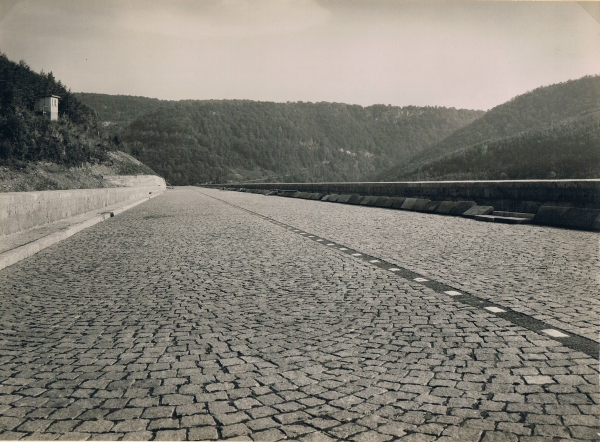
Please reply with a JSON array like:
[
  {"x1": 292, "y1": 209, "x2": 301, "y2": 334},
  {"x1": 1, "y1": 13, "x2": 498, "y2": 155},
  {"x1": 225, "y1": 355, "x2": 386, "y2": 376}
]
[{"x1": 0, "y1": 187, "x2": 597, "y2": 441}]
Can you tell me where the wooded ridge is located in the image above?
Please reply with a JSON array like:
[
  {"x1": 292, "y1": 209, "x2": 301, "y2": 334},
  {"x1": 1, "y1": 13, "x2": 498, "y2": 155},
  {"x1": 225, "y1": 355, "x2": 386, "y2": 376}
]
[
  {"x1": 75, "y1": 94, "x2": 483, "y2": 185},
  {"x1": 377, "y1": 75, "x2": 600, "y2": 181}
]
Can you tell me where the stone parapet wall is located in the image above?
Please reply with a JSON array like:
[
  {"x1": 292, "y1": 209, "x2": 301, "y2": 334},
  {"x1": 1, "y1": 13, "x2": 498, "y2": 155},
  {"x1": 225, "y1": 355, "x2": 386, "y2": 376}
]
[
  {"x1": 1, "y1": 175, "x2": 166, "y2": 236},
  {"x1": 208, "y1": 180, "x2": 600, "y2": 213}
]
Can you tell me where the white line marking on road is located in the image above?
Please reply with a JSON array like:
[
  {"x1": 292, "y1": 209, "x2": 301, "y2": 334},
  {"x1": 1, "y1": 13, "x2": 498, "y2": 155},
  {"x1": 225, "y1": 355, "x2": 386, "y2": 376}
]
[
  {"x1": 389, "y1": 268, "x2": 400, "y2": 272},
  {"x1": 485, "y1": 307, "x2": 506, "y2": 313},
  {"x1": 327, "y1": 243, "x2": 335, "y2": 246},
  {"x1": 308, "y1": 236, "x2": 314, "y2": 238},
  {"x1": 369, "y1": 260, "x2": 380, "y2": 263},
  {"x1": 414, "y1": 278, "x2": 428, "y2": 282},
  {"x1": 300, "y1": 232, "x2": 307, "y2": 235},
  {"x1": 444, "y1": 291, "x2": 462, "y2": 296},
  {"x1": 316, "y1": 239, "x2": 323, "y2": 242},
  {"x1": 352, "y1": 253, "x2": 362, "y2": 256},
  {"x1": 541, "y1": 329, "x2": 569, "y2": 338},
  {"x1": 339, "y1": 248, "x2": 348, "y2": 250}
]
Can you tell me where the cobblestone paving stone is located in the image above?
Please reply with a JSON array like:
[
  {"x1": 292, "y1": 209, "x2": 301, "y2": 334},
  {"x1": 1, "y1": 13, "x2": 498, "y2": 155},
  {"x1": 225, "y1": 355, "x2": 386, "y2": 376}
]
[
  {"x1": 0, "y1": 187, "x2": 598, "y2": 441},
  {"x1": 209, "y1": 189, "x2": 599, "y2": 342}
]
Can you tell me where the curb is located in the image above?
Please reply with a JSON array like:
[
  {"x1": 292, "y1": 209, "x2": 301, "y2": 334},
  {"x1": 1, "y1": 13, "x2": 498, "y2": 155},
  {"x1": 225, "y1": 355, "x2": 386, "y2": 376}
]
[{"x1": 0, "y1": 195, "x2": 158, "y2": 271}]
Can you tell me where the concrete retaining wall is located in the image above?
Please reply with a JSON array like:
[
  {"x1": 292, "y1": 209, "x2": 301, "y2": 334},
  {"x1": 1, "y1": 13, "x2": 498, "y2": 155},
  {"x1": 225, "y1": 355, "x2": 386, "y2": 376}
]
[
  {"x1": 102, "y1": 175, "x2": 166, "y2": 188},
  {"x1": 208, "y1": 180, "x2": 600, "y2": 213},
  {"x1": 1, "y1": 175, "x2": 166, "y2": 236}
]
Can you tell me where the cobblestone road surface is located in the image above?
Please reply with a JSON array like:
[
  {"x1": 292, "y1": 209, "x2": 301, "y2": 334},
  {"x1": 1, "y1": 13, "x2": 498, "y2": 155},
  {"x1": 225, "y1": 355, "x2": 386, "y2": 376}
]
[
  {"x1": 0, "y1": 187, "x2": 598, "y2": 441},
  {"x1": 212, "y1": 189, "x2": 599, "y2": 342}
]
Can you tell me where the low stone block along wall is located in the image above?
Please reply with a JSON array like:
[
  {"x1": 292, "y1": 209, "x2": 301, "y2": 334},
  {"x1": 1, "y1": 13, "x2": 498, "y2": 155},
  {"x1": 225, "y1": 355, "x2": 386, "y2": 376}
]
[
  {"x1": 1, "y1": 175, "x2": 166, "y2": 236},
  {"x1": 205, "y1": 180, "x2": 600, "y2": 231}
]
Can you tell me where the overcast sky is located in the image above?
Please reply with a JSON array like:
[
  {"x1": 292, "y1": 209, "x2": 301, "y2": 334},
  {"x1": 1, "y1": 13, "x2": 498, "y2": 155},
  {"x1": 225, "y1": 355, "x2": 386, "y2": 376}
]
[{"x1": 1, "y1": 0, "x2": 599, "y2": 110}]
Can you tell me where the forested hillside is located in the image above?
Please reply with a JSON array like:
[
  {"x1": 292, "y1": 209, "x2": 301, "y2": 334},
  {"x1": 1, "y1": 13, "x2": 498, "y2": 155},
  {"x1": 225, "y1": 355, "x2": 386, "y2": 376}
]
[
  {"x1": 393, "y1": 110, "x2": 600, "y2": 181},
  {"x1": 8, "y1": 53, "x2": 596, "y2": 186},
  {"x1": 104, "y1": 100, "x2": 483, "y2": 184},
  {"x1": 378, "y1": 75, "x2": 600, "y2": 180},
  {"x1": 0, "y1": 53, "x2": 120, "y2": 167}
]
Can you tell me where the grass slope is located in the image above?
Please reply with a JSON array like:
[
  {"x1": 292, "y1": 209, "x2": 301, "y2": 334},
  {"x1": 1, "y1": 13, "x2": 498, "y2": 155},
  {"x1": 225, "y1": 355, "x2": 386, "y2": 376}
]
[{"x1": 0, "y1": 151, "x2": 157, "y2": 192}]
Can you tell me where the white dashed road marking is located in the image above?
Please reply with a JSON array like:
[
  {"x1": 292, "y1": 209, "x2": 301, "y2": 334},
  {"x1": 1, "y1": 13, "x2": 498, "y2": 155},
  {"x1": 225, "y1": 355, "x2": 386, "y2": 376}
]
[
  {"x1": 542, "y1": 329, "x2": 569, "y2": 338},
  {"x1": 198, "y1": 189, "x2": 599, "y2": 359},
  {"x1": 485, "y1": 306, "x2": 506, "y2": 313}
]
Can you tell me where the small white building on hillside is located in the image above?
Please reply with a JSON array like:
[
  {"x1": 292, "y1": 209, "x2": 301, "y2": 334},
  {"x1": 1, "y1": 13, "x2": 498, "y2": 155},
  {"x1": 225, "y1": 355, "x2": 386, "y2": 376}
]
[{"x1": 34, "y1": 95, "x2": 60, "y2": 121}]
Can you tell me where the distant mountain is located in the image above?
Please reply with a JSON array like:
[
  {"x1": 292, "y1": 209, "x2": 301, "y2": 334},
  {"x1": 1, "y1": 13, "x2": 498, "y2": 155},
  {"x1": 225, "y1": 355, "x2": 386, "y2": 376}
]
[
  {"x1": 73, "y1": 93, "x2": 165, "y2": 130},
  {"x1": 76, "y1": 97, "x2": 483, "y2": 185},
  {"x1": 392, "y1": 110, "x2": 600, "y2": 181},
  {"x1": 377, "y1": 75, "x2": 600, "y2": 181}
]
